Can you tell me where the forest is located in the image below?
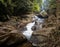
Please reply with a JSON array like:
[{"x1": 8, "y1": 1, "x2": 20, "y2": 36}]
[{"x1": 0, "y1": 0, "x2": 56, "y2": 21}]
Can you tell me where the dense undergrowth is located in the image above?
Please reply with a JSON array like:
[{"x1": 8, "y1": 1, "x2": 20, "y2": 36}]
[{"x1": 0, "y1": 0, "x2": 56, "y2": 22}]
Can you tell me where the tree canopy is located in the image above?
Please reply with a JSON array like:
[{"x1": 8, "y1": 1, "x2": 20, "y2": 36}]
[{"x1": 0, "y1": 0, "x2": 57, "y2": 21}]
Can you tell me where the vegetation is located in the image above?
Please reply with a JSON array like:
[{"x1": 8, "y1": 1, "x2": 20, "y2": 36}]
[
  {"x1": 32, "y1": 0, "x2": 40, "y2": 12},
  {"x1": 0, "y1": 0, "x2": 41, "y2": 21},
  {"x1": 48, "y1": 0, "x2": 56, "y2": 16},
  {"x1": 0, "y1": 0, "x2": 57, "y2": 21},
  {"x1": 49, "y1": 0, "x2": 56, "y2": 9}
]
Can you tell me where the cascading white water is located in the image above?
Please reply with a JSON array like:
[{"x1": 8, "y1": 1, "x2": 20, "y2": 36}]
[
  {"x1": 41, "y1": 0, "x2": 49, "y2": 10},
  {"x1": 33, "y1": 16, "x2": 44, "y2": 29},
  {"x1": 23, "y1": 21, "x2": 35, "y2": 40},
  {"x1": 22, "y1": 15, "x2": 44, "y2": 40}
]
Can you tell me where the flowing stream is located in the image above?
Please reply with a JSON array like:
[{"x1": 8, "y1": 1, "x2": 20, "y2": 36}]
[
  {"x1": 23, "y1": 21, "x2": 35, "y2": 40},
  {"x1": 22, "y1": 0, "x2": 49, "y2": 46},
  {"x1": 22, "y1": 15, "x2": 44, "y2": 40}
]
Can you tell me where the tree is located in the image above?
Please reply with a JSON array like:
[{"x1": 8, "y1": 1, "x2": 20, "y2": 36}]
[
  {"x1": 0, "y1": 0, "x2": 34, "y2": 21},
  {"x1": 49, "y1": 0, "x2": 56, "y2": 16},
  {"x1": 32, "y1": 0, "x2": 41, "y2": 12}
]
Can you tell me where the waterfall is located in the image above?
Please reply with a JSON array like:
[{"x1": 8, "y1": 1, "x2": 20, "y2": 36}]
[
  {"x1": 22, "y1": 15, "x2": 44, "y2": 40},
  {"x1": 41, "y1": 0, "x2": 49, "y2": 11},
  {"x1": 23, "y1": 21, "x2": 35, "y2": 40}
]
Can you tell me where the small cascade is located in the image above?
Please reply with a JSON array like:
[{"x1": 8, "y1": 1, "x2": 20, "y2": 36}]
[
  {"x1": 22, "y1": 15, "x2": 44, "y2": 40},
  {"x1": 23, "y1": 21, "x2": 35, "y2": 40},
  {"x1": 41, "y1": 0, "x2": 49, "y2": 11}
]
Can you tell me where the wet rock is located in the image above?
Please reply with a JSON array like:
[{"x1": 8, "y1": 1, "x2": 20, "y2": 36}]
[{"x1": 0, "y1": 27, "x2": 33, "y2": 47}]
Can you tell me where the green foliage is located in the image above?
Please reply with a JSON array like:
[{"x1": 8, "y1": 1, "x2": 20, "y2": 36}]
[
  {"x1": 0, "y1": 0, "x2": 34, "y2": 21},
  {"x1": 0, "y1": 0, "x2": 43, "y2": 21},
  {"x1": 0, "y1": 0, "x2": 8, "y2": 21},
  {"x1": 0, "y1": 0, "x2": 34, "y2": 15},
  {"x1": 48, "y1": 0, "x2": 56, "y2": 16},
  {"x1": 49, "y1": 0, "x2": 56, "y2": 9},
  {"x1": 14, "y1": 0, "x2": 33, "y2": 15},
  {"x1": 33, "y1": 0, "x2": 40, "y2": 12}
]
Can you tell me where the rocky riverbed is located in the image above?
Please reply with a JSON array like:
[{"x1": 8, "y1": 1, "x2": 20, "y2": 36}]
[{"x1": 0, "y1": 12, "x2": 60, "y2": 47}]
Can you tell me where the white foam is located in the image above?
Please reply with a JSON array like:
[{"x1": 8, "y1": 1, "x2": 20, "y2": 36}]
[
  {"x1": 23, "y1": 22, "x2": 35, "y2": 40},
  {"x1": 22, "y1": 16, "x2": 44, "y2": 40}
]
